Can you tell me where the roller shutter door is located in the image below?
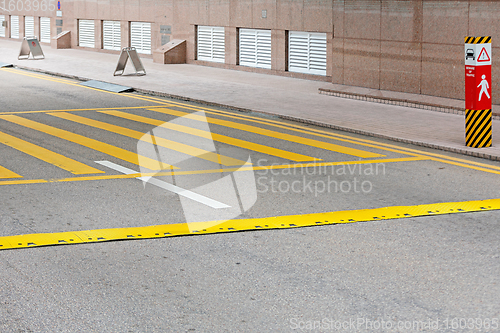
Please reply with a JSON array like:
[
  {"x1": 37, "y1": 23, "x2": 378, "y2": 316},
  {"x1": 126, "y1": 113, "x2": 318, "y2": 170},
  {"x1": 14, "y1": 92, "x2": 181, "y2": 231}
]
[
  {"x1": 24, "y1": 16, "x2": 34, "y2": 37},
  {"x1": 197, "y1": 26, "x2": 225, "y2": 63},
  {"x1": 130, "y1": 22, "x2": 151, "y2": 54},
  {"x1": 239, "y1": 28, "x2": 271, "y2": 69},
  {"x1": 78, "y1": 19, "x2": 95, "y2": 48},
  {"x1": 288, "y1": 31, "x2": 327, "y2": 76},
  {"x1": 0, "y1": 15, "x2": 5, "y2": 38},
  {"x1": 103, "y1": 20, "x2": 121, "y2": 51},
  {"x1": 40, "y1": 17, "x2": 51, "y2": 43},
  {"x1": 10, "y1": 16, "x2": 19, "y2": 39}
]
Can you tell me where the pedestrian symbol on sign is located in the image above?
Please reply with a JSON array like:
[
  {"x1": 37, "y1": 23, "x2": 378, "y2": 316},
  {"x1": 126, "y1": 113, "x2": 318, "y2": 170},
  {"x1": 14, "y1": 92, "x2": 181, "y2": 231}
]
[{"x1": 478, "y1": 75, "x2": 490, "y2": 101}]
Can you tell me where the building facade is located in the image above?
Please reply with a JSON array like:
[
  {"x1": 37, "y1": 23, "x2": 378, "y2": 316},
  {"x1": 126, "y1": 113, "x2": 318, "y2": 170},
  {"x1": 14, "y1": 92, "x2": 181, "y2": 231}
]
[{"x1": 1, "y1": 0, "x2": 499, "y2": 103}]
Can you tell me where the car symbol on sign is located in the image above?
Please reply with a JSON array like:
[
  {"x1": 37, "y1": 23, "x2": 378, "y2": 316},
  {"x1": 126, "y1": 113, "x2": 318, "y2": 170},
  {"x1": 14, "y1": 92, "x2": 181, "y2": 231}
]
[{"x1": 466, "y1": 48, "x2": 475, "y2": 60}]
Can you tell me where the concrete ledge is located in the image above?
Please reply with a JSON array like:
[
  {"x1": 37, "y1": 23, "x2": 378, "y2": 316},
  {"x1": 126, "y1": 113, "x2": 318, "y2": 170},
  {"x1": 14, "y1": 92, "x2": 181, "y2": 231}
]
[
  {"x1": 51, "y1": 31, "x2": 71, "y2": 49},
  {"x1": 153, "y1": 39, "x2": 186, "y2": 64},
  {"x1": 319, "y1": 88, "x2": 500, "y2": 120}
]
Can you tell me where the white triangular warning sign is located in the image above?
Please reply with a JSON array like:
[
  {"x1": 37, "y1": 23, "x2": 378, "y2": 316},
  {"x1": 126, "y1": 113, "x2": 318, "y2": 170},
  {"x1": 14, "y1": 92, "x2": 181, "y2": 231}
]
[{"x1": 478, "y1": 47, "x2": 490, "y2": 62}]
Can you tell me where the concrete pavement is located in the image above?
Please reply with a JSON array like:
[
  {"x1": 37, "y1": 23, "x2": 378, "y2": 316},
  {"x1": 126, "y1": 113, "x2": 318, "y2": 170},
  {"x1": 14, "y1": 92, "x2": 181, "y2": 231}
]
[{"x1": 1, "y1": 38, "x2": 500, "y2": 161}]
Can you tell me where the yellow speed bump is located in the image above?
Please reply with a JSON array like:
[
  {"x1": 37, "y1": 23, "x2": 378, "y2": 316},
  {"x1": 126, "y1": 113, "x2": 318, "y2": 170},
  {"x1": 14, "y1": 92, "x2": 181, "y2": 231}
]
[{"x1": 1, "y1": 198, "x2": 499, "y2": 250}]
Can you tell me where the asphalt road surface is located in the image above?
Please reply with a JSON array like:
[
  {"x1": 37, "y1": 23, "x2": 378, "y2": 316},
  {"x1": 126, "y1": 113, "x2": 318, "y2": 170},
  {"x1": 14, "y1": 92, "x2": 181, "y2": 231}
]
[{"x1": 0, "y1": 68, "x2": 499, "y2": 332}]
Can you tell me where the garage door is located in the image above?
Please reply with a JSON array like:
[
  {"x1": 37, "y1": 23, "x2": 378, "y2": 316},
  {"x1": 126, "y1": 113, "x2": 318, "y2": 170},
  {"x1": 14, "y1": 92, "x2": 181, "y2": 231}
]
[
  {"x1": 40, "y1": 17, "x2": 51, "y2": 43},
  {"x1": 10, "y1": 16, "x2": 19, "y2": 39},
  {"x1": 239, "y1": 28, "x2": 271, "y2": 69},
  {"x1": 0, "y1": 15, "x2": 5, "y2": 38},
  {"x1": 78, "y1": 19, "x2": 95, "y2": 48},
  {"x1": 24, "y1": 16, "x2": 34, "y2": 37},
  {"x1": 103, "y1": 20, "x2": 121, "y2": 51},
  {"x1": 197, "y1": 26, "x2": 225, "y2": 63},
  {"x1": 130, "y1": 22, "x2": 151, "y2": 54},
  {"x1": 288, "y1": 31, "x2": 327, "y2": 76}
]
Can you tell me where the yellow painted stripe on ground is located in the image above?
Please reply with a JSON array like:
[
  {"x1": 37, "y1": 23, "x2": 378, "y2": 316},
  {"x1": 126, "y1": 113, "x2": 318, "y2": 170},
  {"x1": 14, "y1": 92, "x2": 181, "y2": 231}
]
[
  {"x1": 1, "y1": 68, "x2": 77, "y2": 84},
  {"x1": 149, "y1": 108, "x2": 385, "y2": 159},
  {"x1": 192, "y1": 107, "x2": 500, "y2": 173},
  {"x1": 427, "y1": 158, "x2": 500, "y2": 174},
  {"x1": 7, "y1": 68, "x2": 497, "y2": 175},
  {"x1": 1, "y1": 198, "x2": 498, "y2": 250},
  {"x1": 0, "y1": 115, "x2": 174, "y2": 171},
  {"x1": 142, "y1": 98, "x2": 500, "y2": 174},
  {"x1": 100, "y1": 110, "x2": 321, "y2": 162},
  {"x1": 0, "y1": 156, "x2": 427, "y2": 186},
  {"x1": 8, "y1": 68, "x2": 495, "y2": 175},
  {"x1": 1, "y1": 68, "x2": 167, "y2": 106},
  {"x1": 0, "y1": 165, "x2": 22, "y2": 179},
  {"x1": 0, "y1": 130, "x2": 104, "y2": 175},
  {"x1": 0, "y1": 106, "x2": 161, "y2": 116},
  {"x1": 49, "y1": 112, "x2": 246, "y2": 167},
  {"x1": 145, "y1": 100, "x2": 422, "y2": 158}
]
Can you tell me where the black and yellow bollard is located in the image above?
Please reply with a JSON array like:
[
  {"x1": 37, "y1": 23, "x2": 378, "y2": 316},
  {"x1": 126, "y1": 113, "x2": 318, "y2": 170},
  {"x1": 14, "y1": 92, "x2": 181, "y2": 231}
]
[
  {"x1": 464, "y1": 36, "x2": 492, "y2": 148},
  {"x1": 465, "y1": 109, "x2": 492, "y2": 148}
]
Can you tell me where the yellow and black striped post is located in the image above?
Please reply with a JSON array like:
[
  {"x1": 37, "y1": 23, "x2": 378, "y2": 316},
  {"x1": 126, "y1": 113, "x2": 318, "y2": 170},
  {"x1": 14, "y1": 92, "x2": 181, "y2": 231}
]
[
  {"x1": 465, "y1": 36, "x2": 491, "y2": 45},
  {"x1": 465, "y1": 109, "x2": 492, "y2": 148},
  {"x1": 465, "y1": 36, "x2": 492, "y2": 148}
]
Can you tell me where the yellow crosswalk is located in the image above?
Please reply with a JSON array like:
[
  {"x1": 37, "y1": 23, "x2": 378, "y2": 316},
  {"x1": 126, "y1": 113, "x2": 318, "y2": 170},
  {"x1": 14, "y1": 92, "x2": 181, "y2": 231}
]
[
  {"x1": 0, "y1": 106, "x2": 393, "y2": 181},
  {"x1": 0, "y1": 130, "x2": 103, "y2": 175},
  {"x1": 49, "y1": 112, "x2": 246, "y2": 166},
  {"x1": 0, "y1": 115, "x2": 174, "y2": 171},
  {"x1": 99, "y1": 110, "x2": 322, "y2": 162},
  {"x1": 149, "y1": 107, "x2": 385, "y2": 158}
]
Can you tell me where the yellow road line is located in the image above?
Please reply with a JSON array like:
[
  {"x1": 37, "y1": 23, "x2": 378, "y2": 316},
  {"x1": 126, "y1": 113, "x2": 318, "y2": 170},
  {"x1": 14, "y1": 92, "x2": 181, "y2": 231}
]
[
  {"x1": 1, "y1": 68, "x2": 168, "y2": 106},
  {"x1": 427, "y1": 158, "x2": 500, "y2": 174},
  {"x1": 184, "y1": 104, "x2": 500, "y2": 172},
  {"x1": 1, "y1": 67, "x2": 77, "y2": 84},
  {"x1": 146, "y1": 102, "x2": 409, "y2": 156},
  {"x1": 100, "y1": 110, "x2": 321, "y2": 162},
  {"x1": 6, "y1": 68, "x2": 498, "y2": 174},
  {"x1": 0, "y1": 130, "x2": 104, "y2": 175},
  {"x1": 1, "y1": 198, "x2": 498, "y2": 250},
  {"x1": 149, "y1": 108, "x2": 385, "y2": 159},
  {"x1": 0, "y1": 115, "x2": 174, "y2": 171},
  {"x1": 137, "y1": 96, "x2": 500, "y2": 173},
  {"x1": 0, "y1": 157, "x2": 426, "y2": 186},
  {"x1": 2, "y1": 68, "x2": 118, "y2": 92},
  {"x1": 0, "y1": 165, "x2": 22, "y2": 179},
  {"x1": 50, "y1": 112, "x2": 246, "y2": 167},
  {"x1": 0, "y1": 105, "x2": 161, "y2": 116}
]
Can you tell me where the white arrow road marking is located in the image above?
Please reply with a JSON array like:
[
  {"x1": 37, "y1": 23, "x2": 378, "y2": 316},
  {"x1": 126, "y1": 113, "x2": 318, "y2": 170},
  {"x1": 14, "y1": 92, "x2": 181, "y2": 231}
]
[{"x1": 95, "y1": 160, "x2": 231, "y2": 209}]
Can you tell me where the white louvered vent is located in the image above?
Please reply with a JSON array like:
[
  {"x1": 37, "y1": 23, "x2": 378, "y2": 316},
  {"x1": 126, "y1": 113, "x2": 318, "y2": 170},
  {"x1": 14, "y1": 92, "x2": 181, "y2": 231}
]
[
  {"x1": 289, "y1": 31, "x2": 327, "y2": 76},
  {"x1": 10, "y1": 16, "x2": 20, "y2": 39},
  {"x1": 78, "y1": 19, "x2": 95, "y2": 48},
  {"x1": 103, "y1": 20, "x2": 121, "y2": 51},
  {"x1": 40, "y1": 17, "x2": 51, "y2": 43},
  {"x1": 239, "y1": 28, "x2": 271, "y2": 69},
  {"x1": 0, "y1": 15, "x2": 5, "y2": 38},
  {"x1": 24, "y1": 16, "x2": 34, "y2": 37},
  {"x1": 197, "y1": 26, "x2": 225, "y2": 63},
  {"x1": 130, "y1": 22, "x2": 151, "y2": 54}
]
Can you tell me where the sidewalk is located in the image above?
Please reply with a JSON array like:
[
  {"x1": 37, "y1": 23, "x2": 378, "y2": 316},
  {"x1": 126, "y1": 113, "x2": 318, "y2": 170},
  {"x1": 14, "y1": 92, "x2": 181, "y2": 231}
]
[{"x1": 1, "y1": 39, "x2": 500, "y2": 161}]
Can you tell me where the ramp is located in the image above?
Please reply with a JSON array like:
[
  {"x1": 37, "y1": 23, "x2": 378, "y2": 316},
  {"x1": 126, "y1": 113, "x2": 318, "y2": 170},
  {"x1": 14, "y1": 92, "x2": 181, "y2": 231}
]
[{"x1": 80, "y1": 80, "x2": 133, "y2": 93}]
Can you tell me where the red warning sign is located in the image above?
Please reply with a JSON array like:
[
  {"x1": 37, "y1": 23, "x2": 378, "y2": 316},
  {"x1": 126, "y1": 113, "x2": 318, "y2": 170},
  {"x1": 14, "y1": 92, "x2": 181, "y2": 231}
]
[
  {"x1": 465, "y1": 62, "x2": 491, "y2": 110},
  {"x1": 478, "y1": 47, "x2": 490, "y2": 62}
]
